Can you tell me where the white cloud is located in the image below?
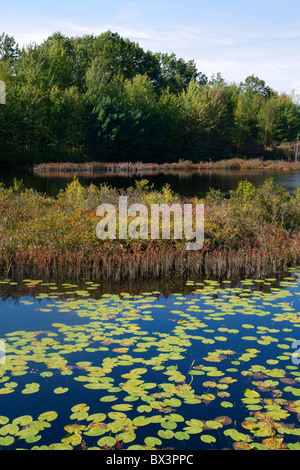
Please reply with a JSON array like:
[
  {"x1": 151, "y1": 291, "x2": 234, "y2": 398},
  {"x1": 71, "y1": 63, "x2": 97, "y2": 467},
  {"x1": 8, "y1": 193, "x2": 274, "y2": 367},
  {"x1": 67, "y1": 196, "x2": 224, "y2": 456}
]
[
  {"x1": 3, "y1": 14, "x2": 299, "y2": 94},
  {"x1": 292, "y1": 80, "x2": 300, "y2": 93}
]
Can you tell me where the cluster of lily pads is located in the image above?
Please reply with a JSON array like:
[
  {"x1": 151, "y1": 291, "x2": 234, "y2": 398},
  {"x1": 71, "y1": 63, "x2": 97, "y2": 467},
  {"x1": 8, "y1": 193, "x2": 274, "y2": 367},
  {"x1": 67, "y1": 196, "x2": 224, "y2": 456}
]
[{"x1": 0, "y1": 269, "x2": 300, "y2": 450}]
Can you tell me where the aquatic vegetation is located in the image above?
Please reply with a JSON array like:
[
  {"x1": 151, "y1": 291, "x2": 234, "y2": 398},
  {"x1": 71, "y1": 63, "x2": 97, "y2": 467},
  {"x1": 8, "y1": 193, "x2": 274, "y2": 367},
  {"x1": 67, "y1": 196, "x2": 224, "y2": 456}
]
[
  {"x1": 0, "y1": 178, "x2": 299, "y2": 282},
  {"x1": 0, "y1": 271, "x2": 300, "y2": 450},
  {"x1": 33, "y1": 159, "x2": 300, "y2": 177}
]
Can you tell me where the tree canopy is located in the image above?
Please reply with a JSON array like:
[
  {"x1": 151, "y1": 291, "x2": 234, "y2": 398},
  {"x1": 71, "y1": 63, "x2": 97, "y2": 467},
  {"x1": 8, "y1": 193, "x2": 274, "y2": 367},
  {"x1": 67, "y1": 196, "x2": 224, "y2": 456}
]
[{"x1": 0, "y1": 30, "x2": 299, "y2": 166}]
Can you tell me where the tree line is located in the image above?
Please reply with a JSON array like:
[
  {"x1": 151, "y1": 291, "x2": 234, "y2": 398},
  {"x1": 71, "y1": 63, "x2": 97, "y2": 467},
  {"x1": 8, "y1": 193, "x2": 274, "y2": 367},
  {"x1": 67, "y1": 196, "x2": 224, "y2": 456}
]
[{"x1": 0, "y1": 31, "x2": 299, "y2": 166}]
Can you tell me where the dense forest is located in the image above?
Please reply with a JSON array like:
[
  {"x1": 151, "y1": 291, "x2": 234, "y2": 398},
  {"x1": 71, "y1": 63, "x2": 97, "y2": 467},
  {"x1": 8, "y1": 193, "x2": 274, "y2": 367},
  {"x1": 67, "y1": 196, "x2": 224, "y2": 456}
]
[{"x1": 0, "y1": 31, "x2": 299, "y2": 166}]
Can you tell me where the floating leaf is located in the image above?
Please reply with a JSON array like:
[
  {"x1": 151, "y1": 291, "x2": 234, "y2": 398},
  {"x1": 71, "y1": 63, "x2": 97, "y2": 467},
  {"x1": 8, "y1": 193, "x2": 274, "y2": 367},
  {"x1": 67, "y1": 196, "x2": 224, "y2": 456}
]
[
  {"x1": 21, "y1": 383, "x2": 40, "y2": 394},
  {"x1": 54, "y1": 387, "x2": 68, "y2": 394},
  {"x1": 201, "y1": 434, "x2": 216, "y2": 444},
  {"x1": 0, "y1": 423, "x2": 19, "y2": 436},
  {"x1": 144, "y1": 436, "x2": 162, "y2": 447},
  {"x1": 233, "y1": 442, "x2": 253, "y2": 450},
  {"x1": 161, "y1": 420, "x2": 177, "y2": 430},
  {"x1": 100, "y1": 395, "x2": 118, "y2": 403},
  {"x1": 0, "y1": 417, "x2": 9, "y2": 425},
  {"x1": 205, "y1": 420, "x2": 223, "y2": 430},
  {"x1": 86, "y1": 413, "x2": 106, "y2": 423},
  {"x1": 220, "y1": 401, "x2": 233, "y2": 408},
  {"x1": 243, "y1": 389, "x2": 260, "y2": 398},
  {"x1": 118, "y1": 431, "x2": 136, "y2": 444},
  {"x1": 174, "y1": 431, "x2": 190, "y2": 441},
  {"x1": 224, "y1": 429, "x2": 252, "y2": 442},
  {"x1": 97, "y1": 436, "x2": 116, "y2": 448},
  {"x1": 62, "y1": 432, "x2": 82, "y2": 446},
  {"x1": 133, "y1": 416, "x2": 151, "y2": 427},
  {"x1": 0, "y1": 436, "x2": 14, "y2": 446},
  {"x1": 163, "y1": 398, "x2": 181, "y2": 408},
  {"x1": 158, "y1": 429, "x2": 174, "y2": 439},
  {"x1": 111, "y1": 404, "x2": 133, "y2": 412},
  {"x1": 38, "y1": 411, "x2": 58, "y2": 422}
]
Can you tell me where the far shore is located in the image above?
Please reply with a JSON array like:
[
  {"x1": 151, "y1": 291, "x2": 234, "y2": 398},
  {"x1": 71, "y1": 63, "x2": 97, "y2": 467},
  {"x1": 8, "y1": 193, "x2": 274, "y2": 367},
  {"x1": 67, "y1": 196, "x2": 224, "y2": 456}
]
[{"x1": 33, "y1": 158, "x2": 300, "y2": 177}]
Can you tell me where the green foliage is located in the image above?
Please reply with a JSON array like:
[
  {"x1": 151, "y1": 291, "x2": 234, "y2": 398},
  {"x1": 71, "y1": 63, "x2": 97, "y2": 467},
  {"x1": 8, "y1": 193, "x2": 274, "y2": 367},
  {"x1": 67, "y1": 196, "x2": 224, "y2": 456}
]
[
  {"x1": 0, "y1": 33, "x2": 19, "y2": 65},
  {"x1": 0, "y1": 178, "x2": 299, "y2": 279},
  {"x1": 0, "y1": 30, "x2": 299, "y2": 165},
  {"x1": 178, "y1": 80, "x2": 234, "y2": 160}
]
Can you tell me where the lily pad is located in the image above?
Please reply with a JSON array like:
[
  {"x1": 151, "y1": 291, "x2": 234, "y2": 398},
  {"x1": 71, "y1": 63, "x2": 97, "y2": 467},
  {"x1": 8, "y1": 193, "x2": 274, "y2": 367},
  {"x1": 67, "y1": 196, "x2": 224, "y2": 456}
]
[
  {"x1": 201, "y1": 434, "x2": 216, "y2": 444},
  {"x1": 97, "y1": 436, "x2": 117, "y2": 448}
]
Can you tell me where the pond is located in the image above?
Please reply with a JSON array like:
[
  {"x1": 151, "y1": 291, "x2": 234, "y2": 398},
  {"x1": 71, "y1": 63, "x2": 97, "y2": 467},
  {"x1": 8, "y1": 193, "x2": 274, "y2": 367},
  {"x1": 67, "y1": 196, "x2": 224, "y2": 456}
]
[
  {"x1": 1, "y1": 167, "x2": 300, "y2": 197},
  {"x1": 0, "y1": 270, "x2": 300, "y2": 450}
]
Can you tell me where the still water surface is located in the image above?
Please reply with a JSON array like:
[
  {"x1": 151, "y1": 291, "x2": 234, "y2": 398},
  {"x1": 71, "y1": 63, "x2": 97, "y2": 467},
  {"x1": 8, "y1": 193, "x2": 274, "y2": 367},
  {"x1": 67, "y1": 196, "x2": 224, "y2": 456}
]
[
  {"x1": 0, "y1": 273, "x2": 300, "y2": 450},
  {"x1": 1, "y1": 168, "x2": 300, "y2": 197}
]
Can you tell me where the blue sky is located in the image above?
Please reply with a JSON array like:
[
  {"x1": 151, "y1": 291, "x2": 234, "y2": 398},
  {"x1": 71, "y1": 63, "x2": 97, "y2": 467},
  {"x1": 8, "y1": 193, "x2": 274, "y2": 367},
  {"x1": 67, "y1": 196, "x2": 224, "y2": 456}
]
[{"x1": 1, "y1": 0, "x2": 300, "y2": 95}]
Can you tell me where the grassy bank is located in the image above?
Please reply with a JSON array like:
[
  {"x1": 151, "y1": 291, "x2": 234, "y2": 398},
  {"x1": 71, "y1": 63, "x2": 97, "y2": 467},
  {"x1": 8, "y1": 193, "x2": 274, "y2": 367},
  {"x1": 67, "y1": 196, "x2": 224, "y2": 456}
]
[
  {"x1": 33, "y1": 158, "x2": 300, "y2": 176},
  {"x1": 0, "y1": 178, "x2": 299, "y2": 282}
]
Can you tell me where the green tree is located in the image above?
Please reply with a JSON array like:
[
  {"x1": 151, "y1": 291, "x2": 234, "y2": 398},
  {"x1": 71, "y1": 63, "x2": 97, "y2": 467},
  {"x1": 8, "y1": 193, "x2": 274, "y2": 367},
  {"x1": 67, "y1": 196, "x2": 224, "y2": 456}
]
[
  {"x1": 122, "y1": 74, "x2": 168, "y2": 159},
  {"x1": 232, "y1": 90, "x2": 264, "y2": 150},
  {"x1": 0, "y1": 33, "x2": 19, "y2": 65},
  {"x1": 208, "y1": 72, "x2": 227, "y2": 88},
  {"x1": 15, "y1": 37, "x2": 75, "y2": 91},
  {"x1": 72, "y1": 34, "x2": 96, "y2": 90},
  {"x1": 179, "y1": 80, "x2": 233, "y2": 160},
  {"x1": 91, "y1": 31, "x2": 160, "y2": 84},
  {"x1": 157, "y1": 88, "x2": 182, "y2": 159},
  {"x1": 3, "y1": 82, "x2": 48, "y2": 162},
  {"x1": 272, "y1": 94, "x2": 300, "y2": 143},
  {"x1": 155, "y1": 52, "x2": 207, "y2": 93},
  {"x1": 85, "y1": 59, "x2": 125, "y2": 105},
  {"x1": 94, "y1": 95, "x2": 142, "y2": 160},
  {"x1": 239, "y1": 75, "x2": 272, "y2": 98},
  {"x1": 257, "y1": 96, "x2": 278, "y2": 145},
  {"x1": 93, "y1": 74, "x2": 167, "y2": 161},
  {"x1": 48, "y1": 85, "x2": 87, "y2": 158}
]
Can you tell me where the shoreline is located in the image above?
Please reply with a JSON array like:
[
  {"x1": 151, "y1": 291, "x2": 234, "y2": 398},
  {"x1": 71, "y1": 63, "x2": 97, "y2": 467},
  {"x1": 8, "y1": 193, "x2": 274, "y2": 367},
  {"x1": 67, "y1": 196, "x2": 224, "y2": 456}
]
[
  {"x1": 33, "y1": 158, "x2": 300, "y2": 176},
  {"x1": 0, "y1": 245, "x2": 297, "y2": 285}
]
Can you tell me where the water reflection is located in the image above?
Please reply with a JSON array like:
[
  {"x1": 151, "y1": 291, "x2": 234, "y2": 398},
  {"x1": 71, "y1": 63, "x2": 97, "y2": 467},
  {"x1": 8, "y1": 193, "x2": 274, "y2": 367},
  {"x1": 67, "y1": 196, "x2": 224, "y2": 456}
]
[{"x1": 1, "y1": 167, "x2": 299, "y2": 197}]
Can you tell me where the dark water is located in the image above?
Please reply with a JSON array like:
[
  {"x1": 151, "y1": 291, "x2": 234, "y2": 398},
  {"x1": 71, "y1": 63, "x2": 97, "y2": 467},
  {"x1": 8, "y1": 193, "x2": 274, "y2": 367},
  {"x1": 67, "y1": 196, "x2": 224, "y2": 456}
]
[
  {"x1": 0, "y1": 168, "x2": 299, "y2": 197},
  {"x1": 0, "y1": 273, "x2": 300, "y2": 451}
]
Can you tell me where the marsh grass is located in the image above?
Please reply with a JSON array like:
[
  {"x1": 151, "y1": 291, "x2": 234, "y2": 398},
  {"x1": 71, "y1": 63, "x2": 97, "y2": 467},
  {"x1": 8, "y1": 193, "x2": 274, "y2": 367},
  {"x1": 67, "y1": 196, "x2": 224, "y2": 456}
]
[{"x1": 33, "y1": 158, "x2": 300, "y2": 176}]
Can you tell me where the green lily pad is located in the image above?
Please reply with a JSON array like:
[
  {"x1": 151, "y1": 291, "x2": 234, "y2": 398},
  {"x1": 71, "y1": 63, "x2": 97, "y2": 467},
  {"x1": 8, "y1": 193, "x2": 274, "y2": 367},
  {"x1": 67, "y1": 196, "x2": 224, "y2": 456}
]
[
  {"x1": 86, "y1": 413, "x2": 106, "y2": 423},
  {"x1": 38, "y1": 411, "x2": 58, "y2": 422},
  {"x1": 0, "y1": 436, "x2": 14, "y2": 446},
  {"x1": 97, "y1": 436, "x2": 117, "y2": 448},
  {"x1": 118, "y1": 431, "x2": 136, "y2": 444},
  {"x1": 100, "y1": 395, "x2": 118, "y2": 402},
  {"x1": 21, "y1": 383, "x2": 40, "y2": 394},
  {"x1": 224, "y1": 428, "x2": 252, "y2": 442},
  {"x1": 201, "y1": 434, "x2": 216, "y2": 444},
  {"x1": 158, "y1": 429, "x2": 174, "y2": 439},
  {"x1": 0, "y1": 416, "x2": 9, "y2": 425},
  {"x1": 144, "y1": 436, "x2": 162, "y2": 447},
  {"x1": 220, "y1": 400, "x2": 233, "y2": 408},
  {"x1": 54, "y1": 387, "x2": 68, "y2": 394},
  {"x1": 174, "y1": 431, "x2": 190, "y2": 441},
  {"x1": 13, "y1": 415, "x2": 33, "y2": 426}
]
